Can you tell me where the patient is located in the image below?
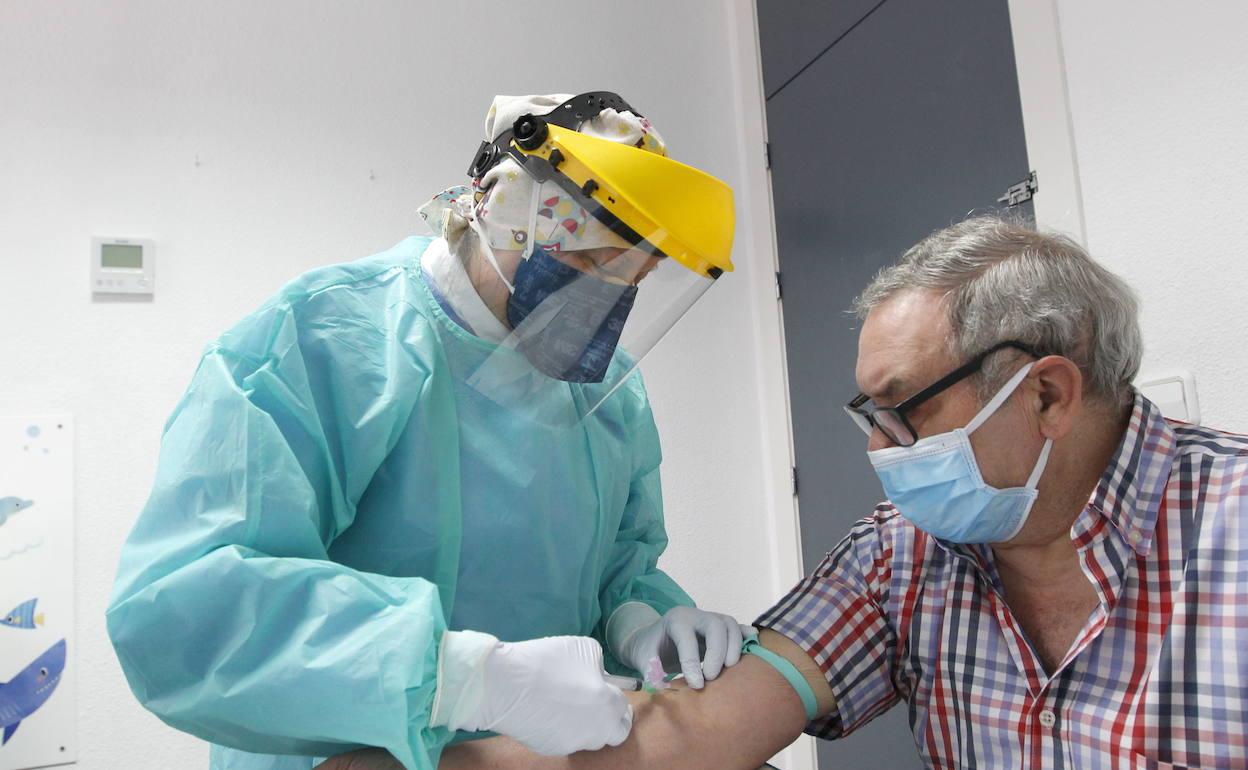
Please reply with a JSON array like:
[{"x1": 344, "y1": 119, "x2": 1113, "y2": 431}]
[{"x1": 320, "y1": 216, "x2": 1248, "y2": 769}]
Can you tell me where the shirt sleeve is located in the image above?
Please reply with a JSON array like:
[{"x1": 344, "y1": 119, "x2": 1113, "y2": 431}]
[
  {"x1": 106, "y1": 281, "x2": 454, "y2": 770},
  {"x1": 755, "y1": 506, "x2": 908, "y2": 740}
]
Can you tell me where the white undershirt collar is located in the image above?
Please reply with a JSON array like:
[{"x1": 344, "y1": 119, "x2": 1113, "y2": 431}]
[{"x1": 420, "y1": 237, "x2": 511, "y2": 344}]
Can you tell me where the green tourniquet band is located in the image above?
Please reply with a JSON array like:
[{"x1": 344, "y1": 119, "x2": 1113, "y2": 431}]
[{"x1": 741, "y1": 635, "x2": 819, "y2": 722}]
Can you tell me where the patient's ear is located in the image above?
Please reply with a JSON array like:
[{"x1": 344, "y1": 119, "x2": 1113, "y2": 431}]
[
  {"x1": 757, "y1": 629, "x2": 837, "y2": 719},
  {"x1": 1028, "y1": 355, "x2": 1083, "y2": 441}
]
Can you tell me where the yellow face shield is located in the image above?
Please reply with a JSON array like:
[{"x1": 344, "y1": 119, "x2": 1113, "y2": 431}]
[
  {"x1": 461, "y1": 92, "x2": 737, "y2": 425},
  {"x1": 467, "y1": 92, "x2": 736, "y2": 278}
]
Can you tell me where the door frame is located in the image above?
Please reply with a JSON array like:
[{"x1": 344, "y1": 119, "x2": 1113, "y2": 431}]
[
  {"x1": 1007, "y1": 0, "x2": 1087, "y2": 242},
  {"x1": 726, "y1": 2, "x2": 812, "y2": 767},
  {"x1": 727, "y1": 2, "x2": 1084, "y2": 768}
]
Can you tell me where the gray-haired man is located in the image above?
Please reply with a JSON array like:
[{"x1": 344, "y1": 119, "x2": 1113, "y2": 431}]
[{"x1": 319, "y1": 216, "x2": 1248, "y2": 770}]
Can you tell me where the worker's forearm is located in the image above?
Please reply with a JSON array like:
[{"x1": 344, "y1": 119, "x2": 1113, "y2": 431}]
[{"x1": 439, "y1": 654, "x2": 814, "y2": 770}]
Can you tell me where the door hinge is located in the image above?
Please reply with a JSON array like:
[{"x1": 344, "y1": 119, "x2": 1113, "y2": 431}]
[
  {"x1": 998, "y1": 170, "x2": 1038, "y2": 207},
  {"x1": 775, "y1": 271, "x2": 783, "y2": 300},
  {"x1": 791, "y1": 466, "x2": 799, "y2": 497},
  {"x1": 764, "y1": 141, "x2": 772, "y2": 170}
]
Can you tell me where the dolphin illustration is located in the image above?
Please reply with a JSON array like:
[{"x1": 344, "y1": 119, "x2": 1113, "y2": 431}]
[
  {"x1": 0, "y1": 497, "x2": 34, "y2": 529},
  {"x1": 0, "y1": 639, "x2": 66, "y2": 745}
]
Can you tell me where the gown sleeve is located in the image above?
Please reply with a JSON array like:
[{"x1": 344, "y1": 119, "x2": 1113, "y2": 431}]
[
  {"x1": 594, "y1": 379, "x2": 695, "y2": 673},
  {"x1": 106, "y1": 274, "x2": 454, "y2": 770}
]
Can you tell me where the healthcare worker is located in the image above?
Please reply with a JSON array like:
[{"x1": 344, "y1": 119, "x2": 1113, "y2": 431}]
[{"x1": 107, "y1": 92, "x2": 743, "y2": 770}]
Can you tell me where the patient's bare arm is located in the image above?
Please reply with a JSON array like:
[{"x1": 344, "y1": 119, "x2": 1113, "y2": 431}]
[
  {"x1": 438, "y1": 629, "x2": 836, "y2": 770},
  {"x1": 314, "y1": 630, "x2": 835, "y2": 770}
]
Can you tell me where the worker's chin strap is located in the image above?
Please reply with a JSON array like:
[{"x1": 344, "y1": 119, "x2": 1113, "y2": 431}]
[
  {"x1": 522, "y1": 183, "x2": 541, "y2": 261},
  {"x1": 469, "y1": 184, "x2": 545, "y2": 294},
  {"x1": 468, "y1": 212, "x2": 515, "y2": 294}
]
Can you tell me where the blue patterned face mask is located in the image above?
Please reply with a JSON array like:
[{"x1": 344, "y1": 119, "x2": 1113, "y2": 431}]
[
  {"x1": 867, "y1": 363, "x2": 1053, "y2": 544},
  {"x1": 505, "y1": 244, "x2": 638, "y2": 384}
]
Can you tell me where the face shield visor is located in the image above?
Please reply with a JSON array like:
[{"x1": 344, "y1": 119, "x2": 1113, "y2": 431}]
[{"x1": 461, "y1": 93, "x2": 735, "y2": 426}]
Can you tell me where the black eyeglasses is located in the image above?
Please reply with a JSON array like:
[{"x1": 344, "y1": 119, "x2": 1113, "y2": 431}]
[{"x1": 844, "y1": 340, "x2": 1046, "y2": 447}]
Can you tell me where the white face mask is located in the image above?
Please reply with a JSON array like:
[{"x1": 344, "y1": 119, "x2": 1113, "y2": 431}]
[{"x1": 867, "y1": 363, "x2": 1053, "y2": 543}]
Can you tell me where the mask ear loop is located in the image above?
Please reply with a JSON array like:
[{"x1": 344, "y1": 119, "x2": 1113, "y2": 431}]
[
  {"x1": 965, "y1": 360, "x2": 1054, "y2": 491},
  {"x1": 1026, "y1": 437, "x2": 1054, "y2": 489},
  {"x1": 468, "y1": 180, "x2": 544, "y2": 294},
  {"x1": 965, "y1": 362, "x2": 1036, "y2": 435},
  {"x1": 468, "y1": 207, "x2": 515, "y2": 294}
]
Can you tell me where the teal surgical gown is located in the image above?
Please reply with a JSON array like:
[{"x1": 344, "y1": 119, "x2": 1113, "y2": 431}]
[{"x1": 106, "y1": 236, "x2": 693, "y2": 770}]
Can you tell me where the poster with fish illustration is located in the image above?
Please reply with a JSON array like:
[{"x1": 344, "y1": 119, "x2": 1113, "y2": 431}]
[{"x1": 0, "y1": 416, "x2": 75, "y2": 769}]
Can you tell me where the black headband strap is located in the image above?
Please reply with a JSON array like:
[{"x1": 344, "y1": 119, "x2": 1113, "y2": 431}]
[{"x1": 465, "y1": 91, "x2": 639, "y2": 179}]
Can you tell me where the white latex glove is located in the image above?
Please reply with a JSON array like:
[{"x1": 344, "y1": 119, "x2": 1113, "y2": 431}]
[
  {"x1": 431, "y1": 631, "x2": 632, "y2": 756},
  {"x1": 614, "y1": 606, "x2": 748, "y2": 689}
]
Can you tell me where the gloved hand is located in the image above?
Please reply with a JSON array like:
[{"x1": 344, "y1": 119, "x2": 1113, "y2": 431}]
[
  {"x1": 431, "y1": 631, "x2": 632, "y2": 756},
  {"x1": 614, "y1": 606, "x2": 748, "y2": 689}
]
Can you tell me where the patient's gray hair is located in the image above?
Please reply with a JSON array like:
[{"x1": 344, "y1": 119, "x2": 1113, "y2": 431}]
[{"x1": 854, "y1": 215, "x2": 1142, "y2": 407}]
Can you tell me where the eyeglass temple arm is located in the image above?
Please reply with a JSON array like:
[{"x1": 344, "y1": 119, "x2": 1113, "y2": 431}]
[{"x1": 891, "y1": 341, "x2": 1045, "y2": 413}]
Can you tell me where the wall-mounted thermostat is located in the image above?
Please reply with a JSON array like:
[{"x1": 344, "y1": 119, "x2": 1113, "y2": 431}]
[{"x1": 92, "y1": 237, "x2": 155, "y2": 295}]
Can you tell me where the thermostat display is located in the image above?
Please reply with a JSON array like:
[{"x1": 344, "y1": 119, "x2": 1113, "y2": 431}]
[{"x1": 92, "y1": 237, "x2": 154, "y2": 295}]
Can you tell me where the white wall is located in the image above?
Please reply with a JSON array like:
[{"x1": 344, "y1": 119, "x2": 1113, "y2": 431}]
[
  {"x1": 0, "y1": 2, "x2": 797, "y2": 768},
  {"x1": 1053, "y1": 0, "x2": 1248, "y2": 432}
]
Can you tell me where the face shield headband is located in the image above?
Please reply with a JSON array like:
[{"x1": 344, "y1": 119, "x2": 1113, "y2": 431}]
[{"x1": 465, "y1": 91, "x2": 734, "y2": 281}]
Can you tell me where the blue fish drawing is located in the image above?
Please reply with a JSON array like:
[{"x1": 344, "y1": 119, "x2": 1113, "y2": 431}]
[
  {"x1": 0, "y1": 498, "x2": 34, "y2": 529},
  {"x1": 0, "y1": 600, "x2": 43, "y2": 630},
  {"x1": 0, "y1": 639, "x2": 66, "y2": 745}
]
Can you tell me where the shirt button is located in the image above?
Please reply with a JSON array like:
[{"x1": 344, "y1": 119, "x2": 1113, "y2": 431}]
[{"x1": 1038, "y1": 709, "x2": 1057, "y2": 728}]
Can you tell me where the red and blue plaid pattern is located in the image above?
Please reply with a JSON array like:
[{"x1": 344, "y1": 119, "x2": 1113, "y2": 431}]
[{"x1": 758, "y1": 394, "x2": 1247, "y2": 769}]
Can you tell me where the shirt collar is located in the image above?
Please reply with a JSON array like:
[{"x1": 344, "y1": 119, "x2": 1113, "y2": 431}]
[{"x1": 1074, "y1": 391, "x2": 1175, "y2": 556}]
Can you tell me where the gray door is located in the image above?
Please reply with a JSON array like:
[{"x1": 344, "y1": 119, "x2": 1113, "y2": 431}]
[{"x1": 757, "y1": 1, "x2": 1033, "y2": 768}]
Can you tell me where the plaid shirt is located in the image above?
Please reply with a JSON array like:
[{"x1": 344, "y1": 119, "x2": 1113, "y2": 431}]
[{"x1": 758, "y1": 394, "x2": 1247, "y2": 769}]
